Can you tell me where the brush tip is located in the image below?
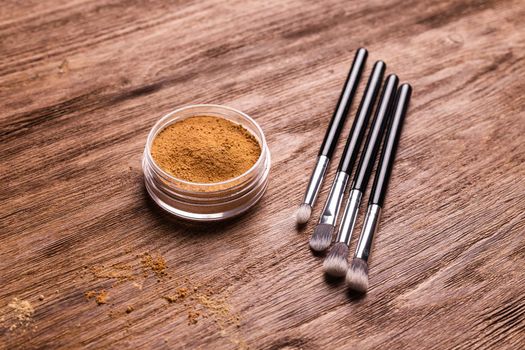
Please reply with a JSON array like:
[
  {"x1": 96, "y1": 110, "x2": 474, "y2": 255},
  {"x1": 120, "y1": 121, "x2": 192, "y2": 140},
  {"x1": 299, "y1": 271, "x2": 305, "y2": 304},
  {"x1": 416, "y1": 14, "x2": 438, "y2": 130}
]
[
  {"x1": 323, "y1": 242, "x2": 349, "y2": 277},
  {"x1": 346, "y1": 258, "x2": 369, "y2": 293},
  {"x1": 295, "y1": 204, "x2": 312, "y2": 225},
  {"x1": 309, "y1": 224, "x2": 334, "y2": 252}
]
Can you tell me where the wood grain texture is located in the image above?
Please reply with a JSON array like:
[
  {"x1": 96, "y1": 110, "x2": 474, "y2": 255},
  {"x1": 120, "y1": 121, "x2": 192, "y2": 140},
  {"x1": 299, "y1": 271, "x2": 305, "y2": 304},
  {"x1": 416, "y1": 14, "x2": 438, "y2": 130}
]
[{"x1": 1, "y1": 0, "x2": 524, "y2": 349}]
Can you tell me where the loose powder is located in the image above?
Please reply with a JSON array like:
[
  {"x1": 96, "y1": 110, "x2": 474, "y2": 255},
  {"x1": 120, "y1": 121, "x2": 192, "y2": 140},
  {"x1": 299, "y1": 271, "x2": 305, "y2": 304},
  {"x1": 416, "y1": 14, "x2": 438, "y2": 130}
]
[
  {"x1": 141, "y1": 252, "x2": 167, "y2": 278},
  {"x1": 151, "y1": 116, "x2": 261, "y2": 183},
  {"x1": 85, "y1": 290, "x2": 108, "y2": 305},
  {"x1": 76, "y1": 252, "x2": 244, "y2": 346},
  {"x1": 6, "y1": 298, "x2": 34, "y2": 331}
]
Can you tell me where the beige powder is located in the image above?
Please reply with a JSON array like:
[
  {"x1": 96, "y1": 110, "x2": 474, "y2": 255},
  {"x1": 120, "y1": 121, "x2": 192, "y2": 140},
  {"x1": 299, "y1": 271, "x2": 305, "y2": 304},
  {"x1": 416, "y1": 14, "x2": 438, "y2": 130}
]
[{"x1": 151, "y1": 116, "x2": 261, "y2": 183}]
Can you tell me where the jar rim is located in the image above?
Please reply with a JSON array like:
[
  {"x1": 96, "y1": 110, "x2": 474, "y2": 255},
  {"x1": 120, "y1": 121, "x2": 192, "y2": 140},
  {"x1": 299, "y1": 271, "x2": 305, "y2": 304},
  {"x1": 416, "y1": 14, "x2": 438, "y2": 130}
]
[{"x1": 145, "y1": 104, "x2": 267, "y2": 189}]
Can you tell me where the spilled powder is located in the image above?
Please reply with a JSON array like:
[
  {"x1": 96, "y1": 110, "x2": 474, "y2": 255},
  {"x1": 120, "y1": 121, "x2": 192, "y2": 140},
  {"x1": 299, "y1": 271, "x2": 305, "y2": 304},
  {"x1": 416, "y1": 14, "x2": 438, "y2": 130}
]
[
  {"x1": 82, "y1": 252, "x2": 167, "y2": 286},
  {"x1": 6, "y1": 298, "x2": 34, "y2": 331},
  {"x1": 141, "y1": 252, "x2": 167, "y2": 278},
  {"x1": 95, "y1": 291, "x2": 108, "y2": 305},
  {"x1": 80, "y1": 251, "x2": 244, "y2": 346},
  {"x1": 89, "y1": 263, "x2": 134, "y2": 283},
  {"x1": 163, "y1": 287, "x2": 189, "y2": 303},
  {"x1": 85, "y1": 290, "x2": 97, "y2": 299},
  {"x1": 164, "y1": 283, "x2": 240, "y2": 329},
  {"x1": 82, "y1": 252, "x2": 168, "y2": 306},
  {"x1": 0, "y1": 252, "x2": 244, "y2": 346},
  {"x1": 151, "y1": 116, "x2": 261, "y2": 183},
  {"x1": 187, "y1": 310, "x2": 200, "y2": 325},
  {"x1": 85, "y1": 290, "x2": 108, "y2": 305}
]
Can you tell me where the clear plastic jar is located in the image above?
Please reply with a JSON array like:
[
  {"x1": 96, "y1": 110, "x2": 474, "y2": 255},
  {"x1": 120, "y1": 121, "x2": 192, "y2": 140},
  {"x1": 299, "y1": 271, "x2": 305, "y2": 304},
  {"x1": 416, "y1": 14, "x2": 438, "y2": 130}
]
[{"x1": 142, "y1": 104, "x2": 271, "y2": 222}]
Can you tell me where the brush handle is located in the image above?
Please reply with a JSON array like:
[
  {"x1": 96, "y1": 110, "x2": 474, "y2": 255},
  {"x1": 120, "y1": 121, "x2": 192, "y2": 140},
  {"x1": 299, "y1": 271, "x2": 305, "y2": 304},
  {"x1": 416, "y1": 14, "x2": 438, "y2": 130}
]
[
  {"x1": 318, "y1": 61, "x2": 385, "y2": 226},
  {"x1": 336, "y1": 188, "x2": 363, "y2": 244},
  {"x1": 318, "y1": 48, "x2": 367, "y2": 158},
  {"x1": 354, "y1": 204, "x2": 381, "y2": 260},
  {"x1": 337, "y1": 60, "x2": 385, "y2": 174},
  {"x1": 369, "y1": 83, "x2": 412, "y2": 206},
  {"x1": 355, "y1": 83, "x2": 412, "y2": 261},
  {"x1": 351, "y1": 74, "x2": 398, "y2": 192}
]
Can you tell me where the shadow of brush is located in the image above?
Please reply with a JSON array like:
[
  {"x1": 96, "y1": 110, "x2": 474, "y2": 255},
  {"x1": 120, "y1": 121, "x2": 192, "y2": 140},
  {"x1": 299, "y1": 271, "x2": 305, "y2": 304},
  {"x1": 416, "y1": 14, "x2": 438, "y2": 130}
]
[
  {"x1": 323, "y1": 273, "x2": 345, "y2": 287},
  {"x1": 346, "y1": 288, "x2": 367, "y2": 301}
]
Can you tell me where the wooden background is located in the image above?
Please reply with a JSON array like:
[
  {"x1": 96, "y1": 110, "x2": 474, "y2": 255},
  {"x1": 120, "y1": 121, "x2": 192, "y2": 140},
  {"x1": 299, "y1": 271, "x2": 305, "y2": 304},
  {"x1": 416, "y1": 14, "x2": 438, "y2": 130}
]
[{"x1": 1, "y1": 0, "x2": 524, "y2": 349}]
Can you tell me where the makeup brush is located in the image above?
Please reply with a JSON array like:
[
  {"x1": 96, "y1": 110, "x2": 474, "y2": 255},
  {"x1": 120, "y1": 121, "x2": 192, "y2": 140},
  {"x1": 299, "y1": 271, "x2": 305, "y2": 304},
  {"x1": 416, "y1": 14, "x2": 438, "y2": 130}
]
[
  {"x1": 323, "y1": 74, "x2": 398, "y2": 277},
  {"x1": 347, "y1": 83, "x2": 412, "y2": 293},
  {"x1": 310, "y1": 61, "x2": 385, "y2": 251},
  {"x1": 296, "y1": 48, "x2": 368, "y2": 224}
]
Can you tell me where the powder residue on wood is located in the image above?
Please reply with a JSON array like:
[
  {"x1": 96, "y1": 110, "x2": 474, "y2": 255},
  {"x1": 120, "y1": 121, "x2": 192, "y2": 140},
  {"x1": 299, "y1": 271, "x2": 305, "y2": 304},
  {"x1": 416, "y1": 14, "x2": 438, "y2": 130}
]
[
  {"x1": 151, "y1": 116, "x2": 261, "y2": 183},
  {"x1": 79, "y1": 251, "x2": 244, "y2": 346},
  {"x1": 82, "y1": 252, "x2": 169, "y2": 311},
  {"x1": 163, "y1": 282, "x2": 244, "y2": 347},
  {"x1": 85, "y1": 290, "x2": 108, "y2": 305},
  {"x1": 164, "y1": 284, "x2": 240, "y2": 328},
  {"x1": 81, "y1": 252, "x2": 168, "y2": 285},
  {"x1": 141, "y1": 252, "x2": 167, "y2": 278},
  {"x1": 163, "y1": 287, "x2": 189, "y2": 303},
  {"x1": 5, "y1": 297, "x2": 34, "y2": 331},
  {"x1": 89, "y1": 263, "x2": 135, "y2": 283}
]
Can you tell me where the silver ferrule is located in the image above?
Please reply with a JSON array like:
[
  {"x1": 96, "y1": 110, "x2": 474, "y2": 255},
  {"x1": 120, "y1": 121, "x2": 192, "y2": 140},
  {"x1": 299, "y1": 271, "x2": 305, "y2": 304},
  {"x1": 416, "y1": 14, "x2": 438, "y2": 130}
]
[
  {"x1": 303, "y1": 155, "x2": 330, "y2": 207},
  {"x1": 355, "y1": 204, "x2": 382, "y2": 260},
  {"x1": 319, "y1": 171, "x2": 349, "y2": 225},
  {"x1": 336, "y1": 189, "x2": 362, "y2": 244}
]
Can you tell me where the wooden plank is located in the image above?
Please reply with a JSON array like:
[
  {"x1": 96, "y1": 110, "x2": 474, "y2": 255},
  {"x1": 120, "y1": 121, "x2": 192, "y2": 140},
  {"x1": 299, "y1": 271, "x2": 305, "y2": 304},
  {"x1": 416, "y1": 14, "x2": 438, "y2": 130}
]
[{"x1": 1, "y1": 0, "x2": 524, "y2": 348}]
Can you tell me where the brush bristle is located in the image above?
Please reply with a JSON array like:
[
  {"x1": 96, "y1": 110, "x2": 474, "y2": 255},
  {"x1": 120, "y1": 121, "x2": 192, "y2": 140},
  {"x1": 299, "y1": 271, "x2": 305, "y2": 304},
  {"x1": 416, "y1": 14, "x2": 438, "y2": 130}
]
[
  {"x1": 309, "y1": 224, "x2": 334, "y2": 252},
  {"x1": 295, "y1": 204, "x2": 312, "y2": 224},
  {"x1": 323, "y1": 242, "x2": 349, "y2": 277},
  {"x1": 346, "y1": 258, "x2": 369, "y2": 293}
]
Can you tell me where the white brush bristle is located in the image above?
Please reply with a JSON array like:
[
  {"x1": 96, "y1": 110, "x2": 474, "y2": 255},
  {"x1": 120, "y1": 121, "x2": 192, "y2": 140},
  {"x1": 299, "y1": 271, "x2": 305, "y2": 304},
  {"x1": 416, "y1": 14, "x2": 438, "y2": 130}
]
[
  {"x1": 295, "y1": 204, "x2": 312, "y2": 224},
  {"x1": 323, "y1": 242, "x2": 349, "y2": 277},
  {"x1": 309, "y1": 224, "x2": 334, "y2": 252},
  {"x1": 346, "y1": 258, "x2": 369, "y2": 293}
]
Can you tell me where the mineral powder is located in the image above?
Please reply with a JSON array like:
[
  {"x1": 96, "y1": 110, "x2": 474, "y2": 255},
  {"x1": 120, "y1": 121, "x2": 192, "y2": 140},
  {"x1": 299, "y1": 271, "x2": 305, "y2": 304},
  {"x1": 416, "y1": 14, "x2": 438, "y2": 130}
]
[
  {"x1": 151, "y1": 116, "x2": 261, "y2": 183},
  {"x1": 7, "y1": 298, "x2": 34, "y2": 330}
]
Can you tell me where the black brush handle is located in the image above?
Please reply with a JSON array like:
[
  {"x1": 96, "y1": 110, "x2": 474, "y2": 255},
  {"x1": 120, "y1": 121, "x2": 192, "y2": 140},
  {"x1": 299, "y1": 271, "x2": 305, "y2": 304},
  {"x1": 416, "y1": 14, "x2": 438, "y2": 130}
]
[
  {"x1": 338, "y1": 60, "x2": 385, "y2": 174},
  {"x1": 369, "y1": 83, "x2": 412, "y2": 207},
  {"x1": 318, "y1": 48, "x2": 367, "y2": 158},
  {"x1": 351, "y1": 74, "x2": 398, "y2": 192}
]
